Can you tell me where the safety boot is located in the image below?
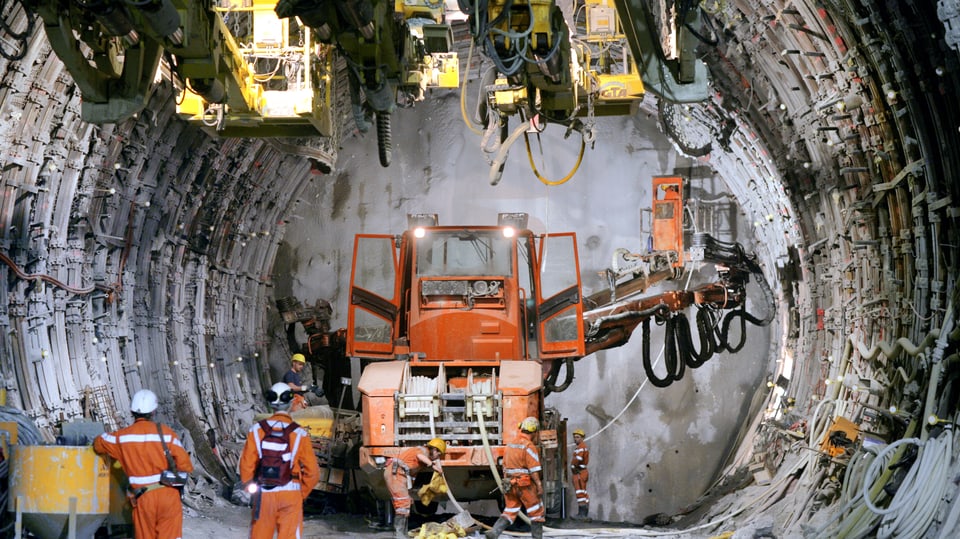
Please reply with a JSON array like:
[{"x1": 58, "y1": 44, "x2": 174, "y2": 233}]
[
  {"x1": 484, "y1": 516, "x2": 510, "y2": 539},
  {"x1": 578, "y1": 504, "x2": 589, "y2": 518},
  {"x1": 394, "y1": 514, "x2": 407, "y2": 539},
  {"x1": 530, "y1": 521, "x2": 544, "y2": 539}
]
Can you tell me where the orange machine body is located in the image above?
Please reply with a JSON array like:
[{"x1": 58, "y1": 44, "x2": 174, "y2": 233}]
[{"x1": 348, "y1": 223, "x2": 585, "y2": 501}]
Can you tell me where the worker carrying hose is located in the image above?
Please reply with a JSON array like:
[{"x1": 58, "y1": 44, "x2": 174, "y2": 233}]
[
  {"x1": 486, "y1": 417, "x2": 545, "y2": 539},
  {"x1": 570, "y1": 428, "x2": 590, "y2": 519},
  {"x1": 240, "y1": 382, "x2": 320, "y2": 539},
  {"x1": 93, "y1": 389, "x2": 194, "y2": 539},
  {"x1": 385, "y1": 437, "x2": 446, "y2": 539}
]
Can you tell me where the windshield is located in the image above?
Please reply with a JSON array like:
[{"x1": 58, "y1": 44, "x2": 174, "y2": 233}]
[{"x1": 416, "y1": 230, "x2": 513, "y2": 277}]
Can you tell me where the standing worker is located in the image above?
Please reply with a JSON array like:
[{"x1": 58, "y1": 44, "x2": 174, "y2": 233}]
[
  {"x1": 571, "y1": 428, "x2": 590, "y2": 519},
  {"x1": 486, "y1": 416, "x2": 545, "y2": 539},
  {"x1": 384, "y1": 438, "x2": 446, "y2": 539},
  {"x1": 240, "y1": 382, "x2": 320, "y2": 539},
  {"x1": 93, "y1": 389, "x2": 194, "y2": 539}
]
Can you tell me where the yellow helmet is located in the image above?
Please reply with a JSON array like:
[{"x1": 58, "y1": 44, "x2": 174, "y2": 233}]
[
  {"x1": 573, "y1": 428, "x2": 585, "y2": 437},
  {"x1": 519, "y1": 416, "x2": 539, "y2": 433},
  {"x1": 426, "y1": 437, "x2": 447, "y2": 455},
  {"x1": 291, "y1": 353, "x2": 306, "y2": 364}
]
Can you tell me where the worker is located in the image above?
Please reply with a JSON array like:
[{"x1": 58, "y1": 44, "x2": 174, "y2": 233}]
[
  {"x1": 283, "y1": 353, "x2": 323, "y2": 411},
  {"x1": 240, "y1": 382, "x2": 320, "y2": 539},
  {"x1": 486, "y1": 416, "x2": 545, "y2": 539},
  {"x1": 283, "y1": 353, "x2": 310, "y2": 392},
  {"x1": 93, "y1": 389, "x2": 194, "y2": 539},
  {"x1": 384, "y1": 437, "x2": 446, "y2": 539},
  {"x1": 570, "y1": 428, "x2": 590, "y2": 519}
]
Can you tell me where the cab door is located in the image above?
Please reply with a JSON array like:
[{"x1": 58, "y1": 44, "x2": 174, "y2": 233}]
[
  {"x1": 535, "y1": 233, "x2": 586, "y2": 358},
  {"x1": 347, "y1": 234, "x2": 399, "y2": 358}
]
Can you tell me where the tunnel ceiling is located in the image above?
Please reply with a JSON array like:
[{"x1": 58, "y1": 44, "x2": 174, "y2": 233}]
[{"x1": 1, "y1": 0, "x2": 960, "y2": 533}]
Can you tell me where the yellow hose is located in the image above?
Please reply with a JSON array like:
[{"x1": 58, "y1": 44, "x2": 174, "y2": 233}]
[
  {"x1": 524, "y1": 131, "x2": 585, "y2": 186},
  {"x1": 475, "y1": 406, "x2": 531, "y2": 525}
]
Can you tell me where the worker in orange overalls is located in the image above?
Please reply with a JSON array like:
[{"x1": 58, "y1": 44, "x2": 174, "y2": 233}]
[
  {"x1": 240, "y1": 382, "x2": 320, "y2": 539},
  {"x1": 570, "y1": 428, "x2": 590, "y2": 519},
  {"x1": 93, "y1": 389, "x2": 194, "y2": 539},
  {"x1": 384, "y1": 438, "x2": 446, "y2": 539},
  {"x1": 486, "y1": 416, "x2": 544, "y2": 539}
]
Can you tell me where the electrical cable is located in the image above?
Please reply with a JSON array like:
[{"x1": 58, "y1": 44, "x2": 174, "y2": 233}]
[{"x1": 458, "y1": 39, "x2": 485, "y2": 136}]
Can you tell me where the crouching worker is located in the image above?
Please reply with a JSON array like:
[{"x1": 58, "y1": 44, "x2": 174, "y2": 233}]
[
  {"x1": 384, "y1": 438, "x2": 446, "y2": 539},
  {"x1": 487, "y1": 417, "x2": 545, "y2": 539},
  {"x1": 240, "y1": 383, "x2": 320, "y2": 539},
  {"x1": 94, "y1": 389, "x2": 194, "y2": 539}
]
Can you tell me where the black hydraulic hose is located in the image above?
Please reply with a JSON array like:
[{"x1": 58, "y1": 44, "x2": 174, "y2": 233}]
[
  {"x1": 642, "y1": 318, "x2": 675, "y2": 388},
  {"x1": 718, "y1": 303, "x2": 768, "y2": 353},
  {"x1": 543, "y1": 357, "x2": 575, "y2": 396},
  {"x1": 662, "y1": 316, "x2": 686, "y2": 383}
]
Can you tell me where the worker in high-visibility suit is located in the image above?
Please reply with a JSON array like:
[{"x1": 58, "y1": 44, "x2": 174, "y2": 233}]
[
  {"x1": 486, "y1": 417, "x2": 545, "y2": 539},
  {"x1": 93, "y1": 389, "x2": 194, "y2": 539},
  {"x1": 571, "y1": 428, "x2": 590, "y2": 518},
  {"x1": 384, "y1": 437, "x2": 446, "y2": 539},
  {"x1": 240, "y1": 382, "x2": 320, "y2": 539}
]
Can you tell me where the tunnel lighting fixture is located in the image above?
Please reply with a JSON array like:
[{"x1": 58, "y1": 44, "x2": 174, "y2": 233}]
[
  {"x1": 172, "y1": 360, "x2": 179, "y2": 366},
  {"x1": 236, "y1": 356, "x2": 243, "y2": 362},
  {"x1": 254, "y1": 352, "x2": 259, "y2": 358},
  {"x1": 101, "y1": 355, "x2": 107, "y2": 362},
  {"x1": 407, "y1": 213, "x2": 439, "y2": 231},
  {"x1": 136, "y1": 360, "x2": 142, "y2": 366},
  {"x1": 209, "y1": 362, "x2": 215, "y2": 368},
  {"x1": 41, "y1": 349, "x2": 49, "y2": 358},
  {"x1": 92, "y1": 336, "x2": 98, "y2": 343},
  {"x1": 503, "y1": 227, "x2": 516, "y2": 238},
  {"x1": 142, "y1": 200, "x2": 150, "y2": 208},
  {"x1": 236, "y1": 373, "x2": 242, "y2": 379},
  {"x1": 497, "y1": 212, "x2": 528, "y2": 230},
  {"x1": 414, "y1": 227, "x2": 426, "y2": 238},
  {"x1": 936, "y1": 66, "x2": 945, "y2": 76}
]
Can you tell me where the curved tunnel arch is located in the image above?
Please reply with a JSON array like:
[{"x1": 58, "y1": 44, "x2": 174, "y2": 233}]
[{"x1": 0, "y1": 0, "x2": 958, "y2": 531}]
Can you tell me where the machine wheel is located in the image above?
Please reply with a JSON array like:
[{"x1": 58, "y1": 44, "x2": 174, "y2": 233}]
[{"x1": 377, "y1": 112, "x2": 392, "y2": 167}]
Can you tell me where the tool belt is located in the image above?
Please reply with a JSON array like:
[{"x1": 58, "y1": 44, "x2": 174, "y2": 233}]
[
  {"x1": 389, "y1": 458, "x2": 413, "y2": 489},
  {"x1": 126, "y1": 483, "x2": 165, "y2": 508},
  {"x1": 503, "y1": 474, "x2": 533, "y2": 492}
]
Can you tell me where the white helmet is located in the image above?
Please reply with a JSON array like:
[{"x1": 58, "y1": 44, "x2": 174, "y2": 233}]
[
  {"x1": 130, "y1": 389, "x2": 158, "y2": 414},
  {"x1": 265, "y1": 382, "x2": 293, "y2": 409}
]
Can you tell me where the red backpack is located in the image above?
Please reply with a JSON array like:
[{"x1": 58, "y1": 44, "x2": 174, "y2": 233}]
[{"x1": 256, "y1": 419, "x2": 300, "y2": 487}]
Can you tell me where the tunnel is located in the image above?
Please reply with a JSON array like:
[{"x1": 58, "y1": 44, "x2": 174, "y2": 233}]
[{"x1": 1, "y1": 0, "x2": 959, "y2": 537}]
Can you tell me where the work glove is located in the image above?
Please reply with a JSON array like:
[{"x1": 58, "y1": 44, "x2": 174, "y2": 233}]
[{"x1": 310, "y1": 385, "x2": 324, "y2": 398}]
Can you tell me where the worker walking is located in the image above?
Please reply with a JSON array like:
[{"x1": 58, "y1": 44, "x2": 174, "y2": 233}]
[
  {"x1": 486, "y1": 417, "x2": 545, "y2": 539},
  {"x1": 93, "y1": 389, "x2": 194, "y2": 539},
  {"x1": 240, "y1": 382, "x2": 320, "y2": 539},
  {"x1": 384, "y1": 438, "x2": 446, "y2": 539},
  {"x1": 571, "y1": 428, "x2": 590, "y2": 519}
]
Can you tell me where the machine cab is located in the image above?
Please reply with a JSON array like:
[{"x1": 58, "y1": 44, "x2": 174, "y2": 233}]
[{"x1": 346, "y1": 214, "x2": 586, "y2": 363}]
